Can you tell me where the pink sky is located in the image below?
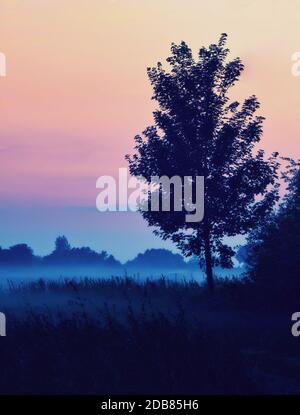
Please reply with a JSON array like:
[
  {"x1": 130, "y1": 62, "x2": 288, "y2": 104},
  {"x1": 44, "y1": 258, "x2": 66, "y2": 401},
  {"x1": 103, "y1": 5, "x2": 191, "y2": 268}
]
[
  {"x1": 0, "y1": 0, "x2": 299, "y2": 259},
  {"x1": 1, "y1": 0, "x2": 300, "y2": 205}
]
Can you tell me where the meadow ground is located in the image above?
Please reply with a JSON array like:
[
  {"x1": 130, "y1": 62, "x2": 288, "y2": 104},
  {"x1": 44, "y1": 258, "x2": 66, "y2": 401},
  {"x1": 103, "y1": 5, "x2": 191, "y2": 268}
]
[{"x1": 0, "y1": 276, "x2": 299, "y2": 394}]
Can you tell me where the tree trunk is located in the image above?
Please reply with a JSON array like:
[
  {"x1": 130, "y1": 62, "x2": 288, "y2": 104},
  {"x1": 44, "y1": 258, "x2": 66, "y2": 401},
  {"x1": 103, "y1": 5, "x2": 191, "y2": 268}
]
[{"x1": 203, "y1": 229, "x2": 214, "y2": 293}]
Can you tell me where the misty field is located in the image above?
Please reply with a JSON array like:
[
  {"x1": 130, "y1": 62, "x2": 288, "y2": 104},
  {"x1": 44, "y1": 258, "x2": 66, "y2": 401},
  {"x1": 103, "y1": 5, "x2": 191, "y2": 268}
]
[{"x1": 0, "y1": 276, "x2": 299, "y2": 395}]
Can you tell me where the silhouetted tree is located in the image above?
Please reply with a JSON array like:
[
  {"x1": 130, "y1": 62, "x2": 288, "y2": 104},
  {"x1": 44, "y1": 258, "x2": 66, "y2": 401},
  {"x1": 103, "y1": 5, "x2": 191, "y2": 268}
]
[
  {"x1": 127, "y1": 34, "x2": 280, "y2": 291},
  {"x1": 43, "y1": 236, "x2": 121, "y2": 267},
  {"x1": 0, "y1": 244, "x2": 35, "y2": 265},
  {"x1": 246, "y1": 159, "x2": 300, "y2": 296},
  {"x1": 235, "y1": 245, "x2": 250, "y2": 266},
  {"x1": 55, "y1": 236, "x2": 71, "y2": 253},
  {"x1": 125, "y1": 249, "x2": 187, "y2": 270}
]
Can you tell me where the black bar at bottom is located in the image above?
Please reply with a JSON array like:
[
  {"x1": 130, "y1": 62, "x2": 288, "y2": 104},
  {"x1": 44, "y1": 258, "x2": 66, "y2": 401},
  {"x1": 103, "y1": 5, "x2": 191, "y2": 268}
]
[{"x1": 0, "y1": 395, "x2": 298, "y2": 414}]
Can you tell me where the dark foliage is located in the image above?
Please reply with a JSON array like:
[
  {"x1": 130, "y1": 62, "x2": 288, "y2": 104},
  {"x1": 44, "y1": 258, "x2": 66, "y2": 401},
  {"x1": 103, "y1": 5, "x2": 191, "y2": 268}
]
[
  {"x1": 125, "y1": 248, "x2": 188, "y2": 270},
  {"x1": 127, "y1": 34, "x2": 280, "y2": 290},
  {"x1": 0, "y1": 244, "x2": 35, "y2": 265},
  {"x1": 244, "y1": 160, "x2": 300, "y2": 306},
  {"x1": 43, "y1": 236, "x2": 120, "y2": 267}
]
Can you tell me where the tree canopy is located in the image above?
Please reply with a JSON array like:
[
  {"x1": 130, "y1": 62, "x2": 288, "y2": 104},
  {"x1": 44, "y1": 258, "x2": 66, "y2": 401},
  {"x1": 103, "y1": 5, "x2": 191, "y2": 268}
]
[{"x1": 127, "y1": 34, "x2": 280, "y2": 290}]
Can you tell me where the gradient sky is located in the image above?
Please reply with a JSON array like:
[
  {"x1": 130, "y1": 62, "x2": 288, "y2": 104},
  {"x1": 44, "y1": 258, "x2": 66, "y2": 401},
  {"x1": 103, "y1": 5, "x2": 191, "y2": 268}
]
[{"x1": 0, "y1": 0, "x2": 299, "y2": 261}]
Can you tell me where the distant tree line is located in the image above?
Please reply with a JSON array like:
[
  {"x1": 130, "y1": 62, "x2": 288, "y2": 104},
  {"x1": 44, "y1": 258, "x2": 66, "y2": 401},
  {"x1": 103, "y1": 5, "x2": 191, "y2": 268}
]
[
  {"x1": 0, "y1": 236, "x2": 120, "y2": 268},
  {"x1": 0, "y1": 236, "x2": 197, "y2": 270}
]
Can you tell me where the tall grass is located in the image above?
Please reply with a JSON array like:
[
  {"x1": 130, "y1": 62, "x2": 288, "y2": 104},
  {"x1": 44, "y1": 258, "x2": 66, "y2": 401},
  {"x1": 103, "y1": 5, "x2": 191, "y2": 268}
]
[{"x1": 0, "y1": 276, "x2": 298, "y2": 394}]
